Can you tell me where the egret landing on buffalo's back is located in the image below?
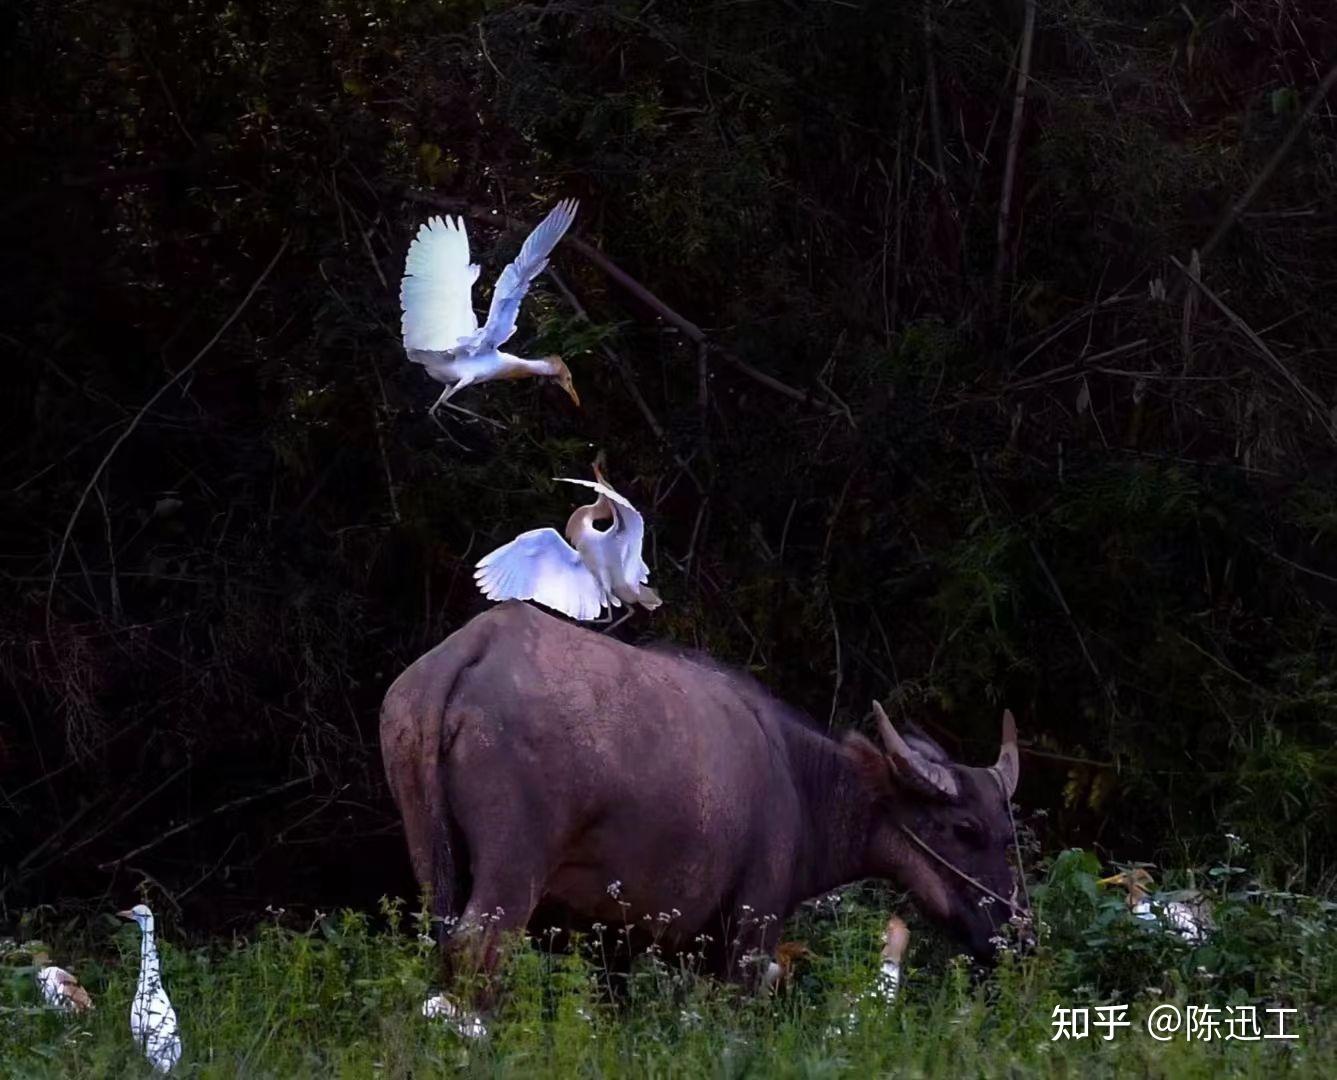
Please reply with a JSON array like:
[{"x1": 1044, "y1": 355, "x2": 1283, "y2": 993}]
[
  {"x1": 473, "y1": 455, "x2": 661, "y2": 624},
  {"x1": 399, "y1": 198, "x2": 581, "y2": 429}
]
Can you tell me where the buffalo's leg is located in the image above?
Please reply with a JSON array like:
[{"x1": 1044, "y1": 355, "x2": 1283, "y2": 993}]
[
  {"x1": 444, "y1": 858, "x2": 542, "y2": 1013},
  {"x1": 722, "y1": 888, "x2": 787, "y2": 993}
]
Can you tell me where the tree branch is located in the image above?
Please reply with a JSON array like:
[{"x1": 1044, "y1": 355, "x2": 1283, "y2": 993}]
[
  {"x1": 993, "y1": 0, "x2": 1037, "y2": 302},
  {"x1": 46, "y1": 236, "x2": 291, "y2": 636},
  {"x1": 1196, "y1": 60, "x2": 1337, "y2": 266}
]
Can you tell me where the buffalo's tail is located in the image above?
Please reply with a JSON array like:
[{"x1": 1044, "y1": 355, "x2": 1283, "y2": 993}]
[{"x1": 379, "y1": 611, "x2": 501, "y2": 938}]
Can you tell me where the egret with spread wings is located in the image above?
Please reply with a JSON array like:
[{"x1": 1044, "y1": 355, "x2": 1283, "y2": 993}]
[
  {"x1": 400, "y1": 199, "x2": 581, "y2": 425},
  {"x1": 473, "y1": 456, "x2": 662, "y2": 623}
]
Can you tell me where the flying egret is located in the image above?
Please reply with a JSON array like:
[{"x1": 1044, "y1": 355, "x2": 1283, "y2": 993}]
[
  {"x1": 117, "y1": 904, "x2": 182, "y2": 1074},
  {"x1": 473, "y1": 456, "x2": 662, "y2": 623},
  {"x1": 31, "y1": 950, "x2": 94, "y2": 1014},
  {"x1": 1098, "y1": 868, "x2": 1213, "y2": 943},
  {"x1": 400, "y1": 199, "x2": 582, "y2": 428}
]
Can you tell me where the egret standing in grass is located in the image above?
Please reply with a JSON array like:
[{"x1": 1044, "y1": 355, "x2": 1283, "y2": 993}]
[
  {"x1": 872, "y1": 915, "x2": 910, "y2": 1002},
  {"x1": 32, "y1": 949, "x2": 94, "y2": 1014},
  {"x1": 421, "y1": 992, "x2": 488, "y2": 1040},
  {"x1": 474, "y1": 454, "x2": 662, "y2": 624},
  {"x1": 400, "y1": 199, "x2": 582, "y2": 428},
  {"x1": 761, "y1": 941, "x2": 816, "y2": 994},
  {"x1": 826, "y1": 915, "x2": 910, "y2": 1036},
  {"x1": 118, "y1": 904, "x2": 182, "y2": 1074},
  {"x1": 1098, "y1": 868, "x2": 1213, "y2": 943}
]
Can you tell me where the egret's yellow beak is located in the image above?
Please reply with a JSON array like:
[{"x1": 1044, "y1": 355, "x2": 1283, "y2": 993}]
[
  {"x1": 116, "y1": 909, "x2": 135, "y2": 920},
  {"x1": 562, "y1": 380, "x2": 582, "y2": 408},
  {"x1": 1097, "y1": 873, "x2": 1127, "y2": 887}
]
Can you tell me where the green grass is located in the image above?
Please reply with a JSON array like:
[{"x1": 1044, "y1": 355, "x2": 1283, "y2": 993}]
[{"x1": 3, "y1": 853, "x2": 1335, "y2": 1078}]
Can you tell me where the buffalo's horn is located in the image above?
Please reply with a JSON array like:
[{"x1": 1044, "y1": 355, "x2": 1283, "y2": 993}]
[
  {"x1": 872, "y1": 701, "x2": 959, "y2": 801},
  {"x1": 991, "y1": 708, "x2": 1020, "y2": 798}
]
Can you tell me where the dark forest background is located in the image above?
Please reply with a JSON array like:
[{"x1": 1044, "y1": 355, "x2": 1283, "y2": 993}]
[{"x1": 3, "y1": 0, "x2": 1336, "y2": 931}]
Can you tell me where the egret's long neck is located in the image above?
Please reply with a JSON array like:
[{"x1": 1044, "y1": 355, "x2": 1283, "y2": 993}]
[
  {"x1": 497, "y1": 352, "x2": 557, "y2": 376},
  {"x1": 564, "y1": 500, "x2": 614, "y2": 546},
  {"x1": 139, "y1": 923, "x2": 160, "y2": 984}
]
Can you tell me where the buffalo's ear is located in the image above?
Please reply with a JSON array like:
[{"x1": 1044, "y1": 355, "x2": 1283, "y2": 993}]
[{"x1": 842, "y1": 732, "x2": 892, "y2": 793}]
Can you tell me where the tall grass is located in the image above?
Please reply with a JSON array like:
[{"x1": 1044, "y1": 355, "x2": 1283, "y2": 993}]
[{"x1": 3, "y1": 854, "x2": 1334, "y2": 1078}]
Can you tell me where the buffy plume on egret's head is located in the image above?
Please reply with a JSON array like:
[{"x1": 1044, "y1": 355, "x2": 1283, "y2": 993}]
[
  {"x1": 399, "y1": 198, "x2": 582, "y2": 425},
  {"x1": 876, "y1": 915, "x2": 910, "y2": 1001},
  {"x1": 473, "y1": 454, "x2": 661, "y2": 623},
  {"x1": 1097, "y1": 868, "x2": 1213, "y2": 943}
]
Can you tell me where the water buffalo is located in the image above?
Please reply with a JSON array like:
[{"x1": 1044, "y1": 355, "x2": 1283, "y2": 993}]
[{"x1": 380, "y1": 601, "x2": 1025, "y2": 999}]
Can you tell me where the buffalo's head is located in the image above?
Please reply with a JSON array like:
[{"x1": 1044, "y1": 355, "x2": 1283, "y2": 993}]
[{"x1": 846, "y1": 703, "x2": 1029, "y2": 961}]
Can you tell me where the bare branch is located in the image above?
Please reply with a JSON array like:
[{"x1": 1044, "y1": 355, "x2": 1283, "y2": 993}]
[
  {"x1": 45, "y1": 236, "x2": 292, "y2": 637},
  {"x1": 993, "y1": 0, "x2": 1037, "y2": 301},
  {"x1": 1169, "y1": 255, "x2": 1334, "y2": 442},
  {"x1": 1196, "y1": 61, "x2": 1337, "y2": 266}
]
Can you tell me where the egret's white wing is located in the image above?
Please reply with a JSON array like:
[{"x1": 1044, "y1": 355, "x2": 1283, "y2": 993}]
[
  {"x1": 130, "y1": 987, "x2": 180, "y2": 1073},
  {"x1": 472, "y1": 199, "x2": 579, "y2": 351},
  {"x1": 400, "y1": 216, "x2": 481, "y2": 355},
  {"x1": 474, "y1": 527, "x2": 606, "y2": 621},
  {"x1": 555, "y1": 477, "x2": 650, "y2": 584},
  {"x1": 36, "y1": 966, "x2": 82, "y2": 1011}
]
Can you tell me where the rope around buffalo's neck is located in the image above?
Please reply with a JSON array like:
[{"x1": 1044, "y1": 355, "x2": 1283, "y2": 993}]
[
  {"x1": 897, "y1": 822, "x2": 1028, "y2": 917},
  {"x1": 1000, "y1": 773, "x2": 1033, "y2": 917}
]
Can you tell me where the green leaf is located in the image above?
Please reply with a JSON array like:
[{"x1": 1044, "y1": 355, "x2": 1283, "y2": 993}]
[{"x1": 1270, "y1": 87, "x2": 1298, "y2": 115}]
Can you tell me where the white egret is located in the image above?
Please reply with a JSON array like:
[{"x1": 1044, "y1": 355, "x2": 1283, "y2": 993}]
[
  {"x1": 828, "y1": 916, "x2": 910, "y2": 1037},
  {"x1": 117, "y1": 904, "x2": 182, "y2": 1074},
  {"x1": 473, "y1": 456, "x2": 662, "y2": 623},
  {"x1": 400, "y1": 199, "x2": 582, "y2": 427},
  {"x1": 32, "y1": 950, "x2": 94, "y2": 1014},
  {"x1": 872, "y1": 914, "x2": 909, "y2": 1002},
  {"x1": 422, "y1": 992, "x2": 488, "y2": 1039},
  {"x1": 1098, "y1": 868, "x2": 1213, "y2": 943},
  {"x1": 761, "y1": 941, "x2": 815, "y2": 994}
]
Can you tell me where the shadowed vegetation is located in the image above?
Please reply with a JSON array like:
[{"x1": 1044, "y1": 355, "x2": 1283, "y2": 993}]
[
  {"x1": 3, "y1": 855, "x2": 1336, "y2": 1076},
  {"x1": 2, "y1": 0, "x2": 1336, "y2": 1068}
]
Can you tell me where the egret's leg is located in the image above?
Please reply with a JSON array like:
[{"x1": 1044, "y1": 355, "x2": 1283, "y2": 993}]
[
  {"x1": 429, "y1": 379, "x2": 506, "y2": 430},
  {"x1": 427, "y1": 383, "x2": 456, "y2": 416},
  {"x1": 441, "y1": 399, "x2": 507, "y2": 430},
  {"x1": 428, "y1": 379, "x2": 470, "y2": 423},
  {"x1": 426, "y1": 382, "x2": 483, "y2": 449},
  {"x1": 429, "y1": 406, "x2": 471, "y2": 451},
  {"x1": 600, "y1": 609, "x2": 635, "y2": 634}
]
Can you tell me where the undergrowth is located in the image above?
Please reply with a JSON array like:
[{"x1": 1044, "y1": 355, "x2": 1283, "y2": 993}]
[{"x1": 3, "y1": 852, "x2": 1334, "y2": 1078}]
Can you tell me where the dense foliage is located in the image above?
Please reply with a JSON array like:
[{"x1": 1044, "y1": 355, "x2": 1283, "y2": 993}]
[{"x1": 3, "y1": 0, "x2": 1336, "y2": 965}]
